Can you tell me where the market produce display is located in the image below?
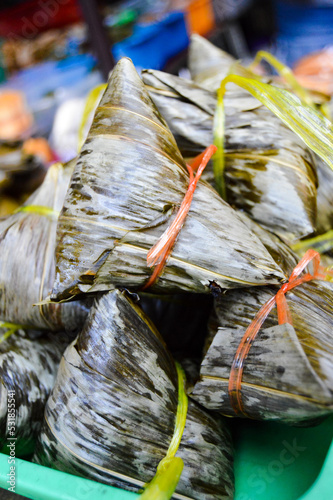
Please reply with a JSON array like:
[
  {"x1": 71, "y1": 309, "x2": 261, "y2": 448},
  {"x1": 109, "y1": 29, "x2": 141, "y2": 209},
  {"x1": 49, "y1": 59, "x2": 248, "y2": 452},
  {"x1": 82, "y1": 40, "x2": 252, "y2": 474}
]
[{"x1": 0, "y1": 33, "x2": 333, "y2": 500}]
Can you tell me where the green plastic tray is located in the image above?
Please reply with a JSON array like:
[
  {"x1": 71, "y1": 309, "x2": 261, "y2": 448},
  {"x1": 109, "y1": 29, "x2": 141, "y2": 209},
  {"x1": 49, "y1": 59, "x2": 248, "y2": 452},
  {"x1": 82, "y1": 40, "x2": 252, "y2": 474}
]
[{"x1": 0, "y1": 418, "x2": 332, "y2": 500}]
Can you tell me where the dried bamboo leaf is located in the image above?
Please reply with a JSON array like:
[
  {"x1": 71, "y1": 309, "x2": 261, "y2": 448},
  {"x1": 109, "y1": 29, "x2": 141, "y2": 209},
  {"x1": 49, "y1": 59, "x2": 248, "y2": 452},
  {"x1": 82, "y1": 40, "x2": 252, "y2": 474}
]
[
  {"x1": 291, "y1": 155, "x2": 333, "y2": 253},
  {"x1": 235, "y1": 212, "x2": 298, "y2": 277},
  {"x1": 188, "y1": 34, "x2": 236, "y2": 92},
  {"x1": 142, "y1": 69, "x2": 317, "y2": 241},
  {"x1": 188, "y1": 35, "x2": 274, "y2": 94},
  {"x1": 191, "y1": 268, "x2": 333, "y2": 424},
  {"x1": 0, "y1": 159, "x2": 90, "y2": 331},
  {"x1": 223, "y1": 145, "x2": 317, "y2": 242},
  {"x1": 189, "y1": 36, "x2": 333, "y2": 171},
  {"x1": 52, "y1": 58, "x2": 284, "y2": 301},
  {"x1": 142, "y1": 69, "x2": 217, "y2": 158},
  {"x1": 0, "y1": 328, "x2": 71, "y2": 453},
  {"x1": 78, "y1": 83, "x2": 107, "y2": 152},
  {"x1": 34, "y1": 290, "x2": 234, "y2": 500}
]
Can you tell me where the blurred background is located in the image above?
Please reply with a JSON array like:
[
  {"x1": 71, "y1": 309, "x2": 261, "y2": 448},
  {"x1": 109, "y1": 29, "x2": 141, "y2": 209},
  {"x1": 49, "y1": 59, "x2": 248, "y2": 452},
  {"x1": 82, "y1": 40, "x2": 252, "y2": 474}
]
[{"x1": 0, "y1": 0, "x2": 332, "y2": 213}]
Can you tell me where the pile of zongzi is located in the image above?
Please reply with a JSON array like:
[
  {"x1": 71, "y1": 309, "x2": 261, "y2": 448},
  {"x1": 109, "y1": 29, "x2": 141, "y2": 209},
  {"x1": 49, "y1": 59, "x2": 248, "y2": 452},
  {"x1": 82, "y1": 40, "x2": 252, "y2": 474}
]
[
  {"x1": 1, "y1": 35, "x2": 333, "y2": 500},
  {"x1": 51, "y1": 57, "x2": 283, "y2": 301}
]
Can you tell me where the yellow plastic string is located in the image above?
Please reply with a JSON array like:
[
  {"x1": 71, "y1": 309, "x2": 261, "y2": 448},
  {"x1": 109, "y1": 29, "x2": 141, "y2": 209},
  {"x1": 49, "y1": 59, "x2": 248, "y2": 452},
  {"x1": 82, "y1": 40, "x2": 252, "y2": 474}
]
[
  {"x1": 139, "y1": 362, "x2": 188, "y2": 500},
  {"x1": 292, "y1": 229, "x2": 333, "y2": 255},
  {"x1": 212, "y1": 61, "x2": 265, "y2": 200},
  {"x1": 14, "y1": 205, "x2": 60, "y2": 220},
  {"x1": 227, "y1": 60, "x2": 263, "y2": 81},
  {"x1": 0, "y1": 321, "x2": 24, "y2": 344},
  {"x1": 249, "y1": 50, "x2": 315, "y2": 109},
  {"x1": 213, "y1": 87, "x2": 226, "y2": 200},
  {"x1": 213, "y1": 53, "x2": 329, "y2": 198},
  {"x1": 78, "y1": 83, "x2": 107, "y2": 152},
  {"x1": 215, "y1": 74, "x2": 333, "y2": 171}
]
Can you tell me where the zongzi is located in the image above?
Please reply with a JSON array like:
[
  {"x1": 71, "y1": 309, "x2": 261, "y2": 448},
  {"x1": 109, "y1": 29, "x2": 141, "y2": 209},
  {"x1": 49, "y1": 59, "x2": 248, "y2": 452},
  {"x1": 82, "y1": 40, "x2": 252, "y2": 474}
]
[
  {"x1": 0, "y1": 327, "x2": 72, "y2": 454},
  {"x1": 34, "y1": 289, "x2": 234, "y2": 500},
  {"x1": 0, "y1": 159, "x2": 90, "y2": 331},
  {"x1": 142, "y1": 68, "x2": 317, "y2": 241},
  {"x1": 51, "y1": 57, "x2": 284, "y2": 301},
  {"x1": 191, "y1": 235, "x2": 333, "y2": 424}
]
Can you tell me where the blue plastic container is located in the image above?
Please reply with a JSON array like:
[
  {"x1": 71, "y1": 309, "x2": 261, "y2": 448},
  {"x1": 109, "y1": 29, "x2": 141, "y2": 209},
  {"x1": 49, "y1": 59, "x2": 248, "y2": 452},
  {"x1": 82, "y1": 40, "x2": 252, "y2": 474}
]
[
  {"x1": 112, "y1": 11, "x2": 189, "y2": 70},
  {"x1": 274, "y1": 1, "x2": 333, "y2": 66}
]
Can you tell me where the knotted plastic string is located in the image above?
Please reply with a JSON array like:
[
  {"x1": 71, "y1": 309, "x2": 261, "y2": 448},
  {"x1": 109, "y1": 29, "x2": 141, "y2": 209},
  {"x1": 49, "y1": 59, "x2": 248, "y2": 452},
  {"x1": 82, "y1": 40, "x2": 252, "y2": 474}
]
[
  {"x1": 14, "y1": 205, "x2": 59, "y2": 220},
  {"x1": 139, "y1": 362, "x2": 188, "y2": 500},
  {"x1": 228, "y1": 249, "x2": 333, "y2": 417},
  {"x1": 142, "y1": 144, "x2": 217, "y2": 290},
  {"x1": 213, "y1": 87, "x2": 226, "y2": 200}
]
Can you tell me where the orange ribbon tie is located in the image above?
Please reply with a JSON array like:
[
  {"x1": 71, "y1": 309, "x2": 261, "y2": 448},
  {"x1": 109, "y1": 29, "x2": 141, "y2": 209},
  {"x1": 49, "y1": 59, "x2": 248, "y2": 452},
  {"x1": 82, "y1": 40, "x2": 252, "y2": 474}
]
[{"x1": 228, "y1": 249, "x2": 332, "y2": 417}]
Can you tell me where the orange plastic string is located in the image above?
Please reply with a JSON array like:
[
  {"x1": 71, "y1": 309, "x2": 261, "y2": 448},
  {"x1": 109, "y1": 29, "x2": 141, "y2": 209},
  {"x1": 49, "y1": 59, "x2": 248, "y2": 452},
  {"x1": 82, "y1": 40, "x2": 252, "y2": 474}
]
[
  {"x1": 142, "y1": 145, "x2": 217, "y2": 290},
  {"x1": 187, "y1": 149, "x2": 210, "y2": 172},
  {"x1": 228, "y1": 249, "x2": 332, "y2": 417}
]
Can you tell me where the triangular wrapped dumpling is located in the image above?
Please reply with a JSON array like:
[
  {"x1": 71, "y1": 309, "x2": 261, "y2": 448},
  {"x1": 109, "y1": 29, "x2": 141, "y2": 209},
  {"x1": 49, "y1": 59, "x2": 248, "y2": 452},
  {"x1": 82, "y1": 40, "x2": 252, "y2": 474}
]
[
  {"x1": 142, "y1": 69, "x2": 317, "y2": 241},
  {"x1": 52, "y1": 57, "x2": 284, "y2": 300},
  {"x1": 34, "y1": 290, "x2": 234, "y2": 500},
  {"x1": 191, "y1": 228, "x2": 333, "y2": 424},
  {"x1": 0, "y1": 160, "x2": 90, "y2": 331},
  {"x1": 0, "y1": 328, "x2": 71, "y2": 454},
  {"x1": 191, "y1": 319, "x2": 333, "y2": 424}
]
